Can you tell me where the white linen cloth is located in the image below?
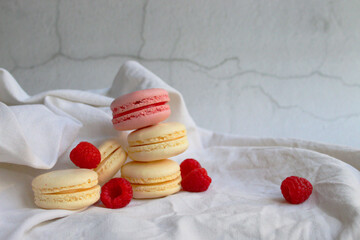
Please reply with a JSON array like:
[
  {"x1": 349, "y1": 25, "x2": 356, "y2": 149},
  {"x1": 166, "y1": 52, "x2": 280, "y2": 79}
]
[{"x1": 0, "y1": 61, "x2": 359, "y2": 240}]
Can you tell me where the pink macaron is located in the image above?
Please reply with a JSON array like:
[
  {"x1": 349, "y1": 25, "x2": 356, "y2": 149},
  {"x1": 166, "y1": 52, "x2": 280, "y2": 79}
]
[{"x1": 111, "y1": 88, "x2": 171, "y2": 131}]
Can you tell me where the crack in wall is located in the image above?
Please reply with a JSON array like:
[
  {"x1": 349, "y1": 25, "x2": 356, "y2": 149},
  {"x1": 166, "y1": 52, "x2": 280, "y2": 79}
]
[
  {"x1": 329, "y1": 0, "x2": 347, "y2": 37},
  {"x1": 137, "y1": 0, "x2": 148, "y2": 57},
  {"x1": 10, "y1": 56, "x2": 360, "y2": 123},
  {"x1": 241, "y1": 85, "x2": 360, "y2": 122},
  {"x1": 6, "y1": 0, "x2": 360, "y2": 124},
  {"x1": 55, "y1": 0, "x2": 62, "y2": 54},
  {"x1": 193, "y1": 67, "x2": 360, "y2": 89},
  {"x1": 10, "y1": 53, "x2": 242, "y2": 72},
  {"x1": 10, "y1": 0, "x2": 62, "y2": 72},
  {"x1": 168, "y1": 29, "x2": 182, "y2": 84}
]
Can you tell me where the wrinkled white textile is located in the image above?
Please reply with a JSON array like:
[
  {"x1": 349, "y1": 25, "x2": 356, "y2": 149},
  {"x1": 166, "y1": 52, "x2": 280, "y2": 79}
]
[{"x1": 0, "y1": 61, "x2": 359, "y2": 240}]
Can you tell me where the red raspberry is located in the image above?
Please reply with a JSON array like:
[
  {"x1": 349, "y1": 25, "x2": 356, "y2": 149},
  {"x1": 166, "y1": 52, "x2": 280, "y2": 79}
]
[
  {"x1": 70, "y1": 142, "x2": 101, "y2": 169},
  {"x1": 181, "y1": 168, "x2": 212, "y2": 192},
  {"x1": 281, "y1": 176, "x2": 313, "y2": 204},
  {"x1": 101, "y1": 178, "x2": 133, "y2": 209},
  {"x1": 180, "y1": 158, "x2": 202, "y2": 178}
]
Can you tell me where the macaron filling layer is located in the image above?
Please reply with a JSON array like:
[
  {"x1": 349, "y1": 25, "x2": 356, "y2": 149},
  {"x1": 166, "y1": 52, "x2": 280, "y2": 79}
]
[
  {"x1": 32, "y1": 179, "x2": 98, "y2": 194},
  {"x1": 95, "y1": 148, "x2": 126, "y2": 173},
  {"x1": 43, "y1": 185, "x2": 100, "y2": 195},
  {"x1": 113, "y1": 101, "x2": 169, "y2": 119},
  {"x1": 112, "y1": 104, "x2": 170, "y2": 124},
  {"x1": 95, "y1": 144, "x2": 122, "y2": 172},
  {"x1": 128, "y1": 136, "x2": 188, "y2": 153},
  {"x1": 34, "y1": 185, "x2": 101, "y2": 204},
  {"x1": 111, "y1": 94, "x2": 170, "y2": 115},
  {"x1": 124, "y1": 171, "x2": 181, "y2": 184},
  {"x1": 131, "y1": 176, "x2": 181, "y2": 192},
  {"x1": 128, "y1": 130, "x2": 186, "y2": 147}
]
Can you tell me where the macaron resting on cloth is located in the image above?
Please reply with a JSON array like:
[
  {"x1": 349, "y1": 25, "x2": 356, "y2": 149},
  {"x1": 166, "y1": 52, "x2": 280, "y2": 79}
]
[
  {"x1": 121, "y1": 159, "x2": 181, "y2": 199},
  {"x1": 32, "y1": 169, "x2": 100, "y2": 210}
]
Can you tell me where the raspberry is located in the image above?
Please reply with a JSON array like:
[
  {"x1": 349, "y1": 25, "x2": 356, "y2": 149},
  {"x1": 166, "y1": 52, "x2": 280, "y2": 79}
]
[
  {"x1": 181, "y1": 168, "x2": 212, "y2": 192},
  {"x1": 70, "y1": 142, "x2": 101, "y2": 169},
  {"x1": 101, "y1": 178, "x2": 133, "y2": 209},
  {"x1": 281, "y1": 176, "x2": 313, "y2": 204},
  {"x1": 180, "y1": 158, "x2": 202, "y2": 178}
]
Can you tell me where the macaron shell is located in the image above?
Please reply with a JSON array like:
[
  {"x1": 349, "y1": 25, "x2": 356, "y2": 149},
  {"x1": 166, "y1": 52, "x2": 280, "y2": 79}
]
[
  {"x1": 95, "y1": 146, "x2": 127, "y2": 186},
  {"x1": 32, "y1": 169, "x2": 98, "y2": 194},
  {"x1": 98, "y1": 139, "x2": 122, "y2": 160},
  {"x1": 34, "y1": 185, "x2": 100, "y2": 210},
  {"x1": 110, "y1": 88, "x2": 169, "y2": 114},
  {"x1": 112, "y1": 105, "x2": 170, "y2": 131},
  {"x1": 124, "y1": 171, "x2": 180, "y2": 184},
  {"x1": 121, "y1": 159, "x2": 181, "y2": 199},
  {"x1": 128, "y1": 136, "x2": 189, "y2": 162},
  {"x1": 121, "y1": 159, "x2": 180, "y2": 182},
  {"x1": 111, "y1": 88, "x2": 171, "y2": 131}
]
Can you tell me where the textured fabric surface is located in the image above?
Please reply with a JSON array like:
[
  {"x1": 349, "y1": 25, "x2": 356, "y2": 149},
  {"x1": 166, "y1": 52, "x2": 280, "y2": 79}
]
[{"x1": 0, "y1": 61, "x2": 359, "y2": 240}]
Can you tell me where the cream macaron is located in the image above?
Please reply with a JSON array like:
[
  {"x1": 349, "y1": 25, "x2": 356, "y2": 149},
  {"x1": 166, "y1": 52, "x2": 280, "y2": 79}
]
[
  {"x1": 32, "y1": 169, "x2": 100, "y2": 210},
  {"x1": 121, "y1": 159, "x2": 181, "y2": 199},
  {"x1": 127, "y1": 122, "x2": 189, "y2": 162},
  {"x1": 95, "y1": 139, "x2": 127, "y2": 185}
]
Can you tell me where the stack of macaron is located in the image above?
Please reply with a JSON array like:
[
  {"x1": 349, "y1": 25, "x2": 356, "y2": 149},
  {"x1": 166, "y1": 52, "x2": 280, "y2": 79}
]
[
  {"x1": 110, "y1": 88, "x2": 189, "y2": 199},
  {"x1": 30, "y1": 85, "x2": 314, "y2": 212},
  {"x1": 31, "y1": 87, "x2": 212, "y2": 211}
]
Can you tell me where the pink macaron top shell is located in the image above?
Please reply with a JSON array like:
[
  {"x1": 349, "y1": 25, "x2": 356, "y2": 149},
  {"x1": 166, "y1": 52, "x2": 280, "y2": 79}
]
[
  {"x1": 111, "y1": 88, "x2": 169, "y2": 115},
  {"x1": 111, "y1": 88, "x2": 171, "y2": 131}
]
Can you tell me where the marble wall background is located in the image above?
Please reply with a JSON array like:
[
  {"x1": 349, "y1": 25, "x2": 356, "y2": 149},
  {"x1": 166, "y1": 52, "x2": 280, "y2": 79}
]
[{"x1": 1, "y1": 0, "x2": 360, "y2": 148}]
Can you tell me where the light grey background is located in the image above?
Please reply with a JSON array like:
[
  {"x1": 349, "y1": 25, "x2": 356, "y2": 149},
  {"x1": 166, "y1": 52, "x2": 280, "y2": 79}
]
[{"x1": 1, "y1": 0, "x2": 360, "y2": 148}]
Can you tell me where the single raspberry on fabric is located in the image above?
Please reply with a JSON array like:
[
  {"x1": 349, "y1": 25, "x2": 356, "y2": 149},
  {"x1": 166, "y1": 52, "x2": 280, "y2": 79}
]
[
  {"x1": 281, "y1": 176, "x2": 313, "y2": 204},
  {"x1": 101, "y1": 178, "x2": 133, "y2": 209},
  {"x1": 180, "y1": 158, "x2": 202, "y2": 178},
  {"x1": 70, "y1": 142, "x2": 101, "y2": 169},
  {"x1": 181, "y1": 168, "x2": 212, "y2": 192}
]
